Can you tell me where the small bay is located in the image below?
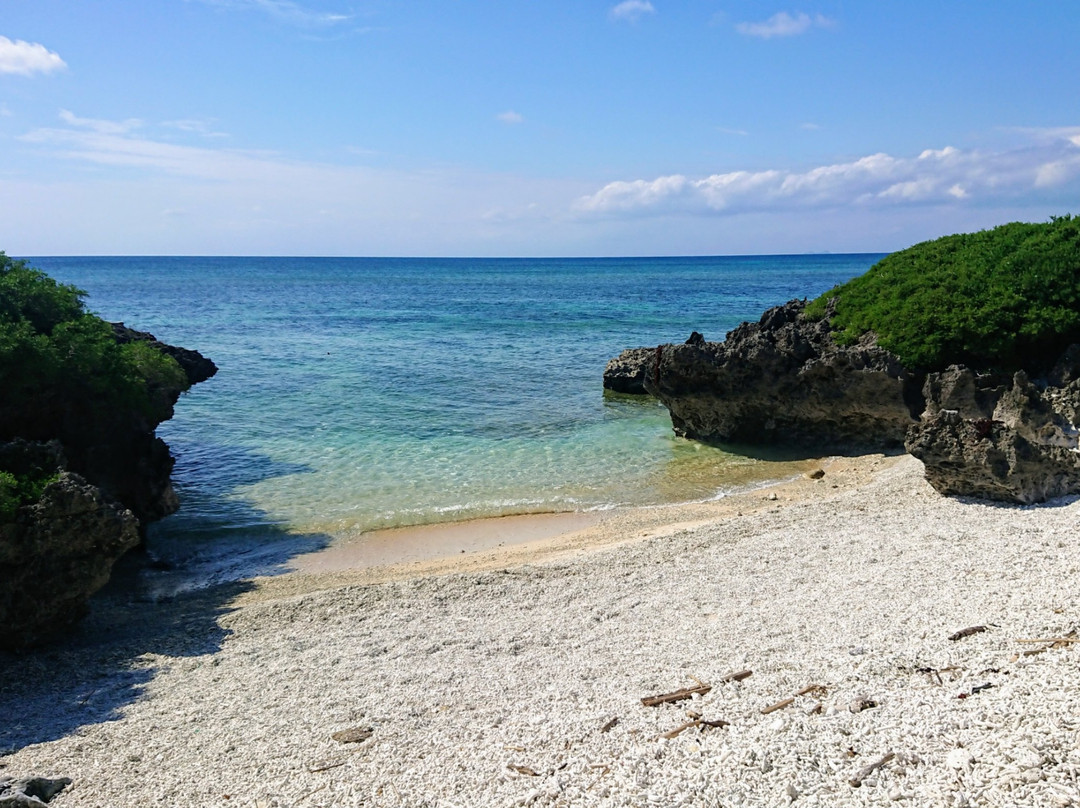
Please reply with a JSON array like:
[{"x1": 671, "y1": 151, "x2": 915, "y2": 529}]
[{"x1": 33, "y1": 254, "x2": 881, "y2": 581}]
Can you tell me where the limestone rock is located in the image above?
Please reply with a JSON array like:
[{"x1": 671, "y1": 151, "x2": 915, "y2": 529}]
[
  {"x1": 0, "y1": 777, "x2": 72, "y2": 807},
  {"x1": 603, "y1": 347, "x2": 655, "y2": 395},
  {"x1": 641, "y1": 300, "x2": 920, "y2": 451},
  {"x1": 0, "y1": 465, "x2": 139, "y2": 646},
  {"x1": 906, "y1": 360, "x2": 1080, "y2": 503}
]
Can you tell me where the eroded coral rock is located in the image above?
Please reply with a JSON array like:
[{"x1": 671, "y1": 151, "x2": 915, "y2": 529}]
[{"x1": 641, "y1": 300, "x2": 920, "y2": 451}]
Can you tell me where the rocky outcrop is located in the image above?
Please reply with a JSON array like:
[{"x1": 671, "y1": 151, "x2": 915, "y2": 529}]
[
  {"x1": 1, "y1": 468, "x2": 139, "y2": 645},
  {"x1": 603, "y1": 347, "x2": 656, "y2": 395},
  {"x1": 0, "y1": 328, "x2": 216, "y2": 531},
  {"x1": 0, "y1": 776, "x2": 72, "y2": 806},
  {"x1": 905, "y1": 362, "x2": 1080, "y2": 503},
  {"x1": 0, "y1": 331, "x2": 215, "y2": 645},
  {"x1": 640, "y1": 300, "x2": 921, "y2": 451},
  {"x1": 609, "y1": 300, "x2": 1080, "y2": 503}
]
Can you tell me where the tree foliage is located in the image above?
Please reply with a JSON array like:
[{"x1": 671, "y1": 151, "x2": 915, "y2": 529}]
[
  {"x1": 0, "y1": 252, "x2": 189, "y2": 517},
  {"x1": 805, "y1": 217, "x2": 1080, "y2": 371}
]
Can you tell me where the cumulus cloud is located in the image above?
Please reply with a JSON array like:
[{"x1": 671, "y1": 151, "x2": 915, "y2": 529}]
[
  {"x1": 610, "y1": 1, "x2": 656, "y2": 23},
  {"x1": 496, "y1": 110, "x2": 524, "y2": 125},
  {"x1": 0, "y1": 35, "x2": 66, "y2": 76},
  {"x1": 574, "y1": 132, "x2": 1080, "y2": 217},
  {"x1": 735, "y1": 12, "x2": 834, "y2": 39}
]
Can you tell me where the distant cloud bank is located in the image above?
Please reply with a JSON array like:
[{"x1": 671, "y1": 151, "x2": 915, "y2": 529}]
[
  {"x1": 610, "y1": 1, "x2": 656, "y2": 23},
  {"x1": 575, "y1": 131, "x2": 1080, "y2": 217},
  {"x1": 735, "y1": 12, "x2": 834, "y2": 39},
  {"x1": 0, "y1": 35, "x2": 66, "y2": 76}
]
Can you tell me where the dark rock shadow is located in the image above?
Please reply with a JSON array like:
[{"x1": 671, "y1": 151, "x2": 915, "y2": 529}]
[{"x1": 0, "y1": 444, "x2": 332, "y2": 755}]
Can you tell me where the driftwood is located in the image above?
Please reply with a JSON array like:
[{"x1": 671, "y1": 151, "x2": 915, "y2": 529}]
[
  {"x1": 659, "y1": 718, "x2": 730, "y2": 739},
  {"x1": 848, "y1": 752, "x2": 895, "y2": 787},
  {"x1": 761, "y1": 697, "x2": 794, "y2": 715},
  {"x1": 949, "y1": 625, "x2": 987, "y2": 641},
  {"x1": 641, "y1": 683, "x2": 712, "y2": 707},
  {"x1": 1016, "y1": 637, "x2": 1079, "y2": 644},
  {"x1": 600, "y1": 717, "x2": 619, "y2": 733},
  {"x1": 308, "y1": 759, "x2": 347, "y2": 773},
  {"x1": 719, "y1": 669, "x2": 753, "y2": 683}
]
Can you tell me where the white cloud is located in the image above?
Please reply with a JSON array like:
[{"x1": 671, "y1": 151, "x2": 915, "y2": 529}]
[
  {"x1": 162, "y1": 118, "x2": 229, "y2": 138},
  {"x1": 610, "y1": 1, "x2": 656, "y2": 23},
  {"x1": 717, "y1": 126, "x2": 749, "y2": 136},
  {"x1": 496, "y1": 110, "x2": 524, "y2": 125},
  {"x1": 575, "y1": 131, "x2": 1080, "y2": 217},
  {"x1": 0, "y1": 35, "x2": 66, "y2": 76},
  {"x1": 735, "y1": 12, "x2": 834, "y2": 39},
  {"x1": 190, "y1": 0, "x2": 350, "y2": 27},
  {"x1": 9, "y1": 115, "x2": 591, "y2": 255},
  {"x1": 59, "y1": 110, "x2": 143, "y2": 135},
  {"x1": 800, "y1": 122, "x2": 822, "y2": 131}
]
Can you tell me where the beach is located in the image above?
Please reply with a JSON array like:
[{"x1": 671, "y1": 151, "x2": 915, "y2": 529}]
[{"x1": 4, "y1": 453, "x2": 1080, "y2": 807}]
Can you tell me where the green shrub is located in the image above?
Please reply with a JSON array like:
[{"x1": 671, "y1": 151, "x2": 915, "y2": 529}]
[
  {"x1": 0, "y1": 252, "x2": 190, "y2": 425},
  {"x1": 0, "y1": 468, "x2": 59, "y2": 521},
  {"x1": 806, "y1": 216, "x2": 1080, "y2": 371}
]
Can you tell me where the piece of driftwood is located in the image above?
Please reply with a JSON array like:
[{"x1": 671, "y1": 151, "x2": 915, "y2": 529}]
[
  {"x1": 848, "y1": 752, "x2": 895, "y2": 787},
  {"x1": 1016, "y1": 637, "x2": 1079, "y2": 644},
  {"x1": 795, "y1": 684, "x2": 826, "y2": 697},
  {"x1": 719, "y1": 669, "x2": 753, "y2": 683},
  {"x1": 659, "y1": 718, "x2": 730, "y2": 739},
  {"x1": 949, "y1": 626, "x2": 987, "y2": 641},
  {"x1": 761, "y1": 697, "x2": 794, "y2": 715},
  {"x1": 641, "y1": 683, "x2": 712, "y2": 707},
  {"x1": 308, "y1": 759, "x2": 347, "y2": 773},
  {"x1": 600, "y1": 717, "x2": 619, "y2": 733}
]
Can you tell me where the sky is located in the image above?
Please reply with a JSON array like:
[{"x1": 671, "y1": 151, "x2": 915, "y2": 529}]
[{"x1": 1, "y1": 1, "x2": 1079, "y2": 257}]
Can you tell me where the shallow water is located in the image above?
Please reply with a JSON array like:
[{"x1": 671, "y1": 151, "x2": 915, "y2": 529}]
[{"x1": 32, "y1": 254, "x2": 881, "y2": 583}]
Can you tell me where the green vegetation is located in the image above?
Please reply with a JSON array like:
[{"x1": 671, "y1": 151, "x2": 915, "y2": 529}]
[
  {"x1": 0, "y1": 252, "x2": 189, "y2": 427},
  {"x1": 0, "y1": 469, "x2": 59, "y2": 521},
  {"x1": 1, "y1": 251, "x2": 192, "y2": 519},
  {"x1": 806, "y1": 217, "x2": 1080, "y2": 371}
]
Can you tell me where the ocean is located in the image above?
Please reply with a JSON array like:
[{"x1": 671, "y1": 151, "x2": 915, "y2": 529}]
[{"x1": 32, "y1": 255, "x2": 882, "y2": 583}]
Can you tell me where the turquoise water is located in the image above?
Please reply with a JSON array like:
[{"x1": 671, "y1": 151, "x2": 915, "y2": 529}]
[{"x1": 33, "y1": 255, "x2": 882, "y2": 572}]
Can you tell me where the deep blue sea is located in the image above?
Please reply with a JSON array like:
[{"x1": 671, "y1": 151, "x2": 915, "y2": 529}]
[{"x1": 32, "y1": 255, "x2": 882, "y2": 580}]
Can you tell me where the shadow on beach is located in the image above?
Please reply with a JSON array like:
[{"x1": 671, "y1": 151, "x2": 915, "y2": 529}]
[{"x1": 0, "y1": 444, "x2": 333, "y2": 756}]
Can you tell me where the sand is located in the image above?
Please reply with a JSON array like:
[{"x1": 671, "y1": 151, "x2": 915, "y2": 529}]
[{"x1": 3, "y1": 453, "x2": 1080, "y2": 807}]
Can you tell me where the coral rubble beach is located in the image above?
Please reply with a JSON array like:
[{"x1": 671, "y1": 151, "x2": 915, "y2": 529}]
[{"x1": 3, "y1": 453, "x2": 1080, "y2": 807}]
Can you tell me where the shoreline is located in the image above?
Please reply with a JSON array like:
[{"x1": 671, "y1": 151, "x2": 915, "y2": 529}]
[
  {"x1": 5, "y1": 451, "x2": 1080, "y2": 807},
  {"x1": 238, "y1": 452, "x2": 893, "y2": 602}
]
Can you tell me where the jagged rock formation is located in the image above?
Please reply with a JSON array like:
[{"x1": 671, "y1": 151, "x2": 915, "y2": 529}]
[
  {"x1": 0, "y1": 330, "x2": 215, "y2": 645},
  {"x1": 906, "y1": 360, "x2": 1080, "y2": 503},
  {"x1": 639, "y1": 300, "x2": 921, "y2": 451},
  {"x1": 603, "y1": 347, "x2": 654, "y2": 395},
  {"x1": 0, "y1": 465, "x2": 139, "y2": 646},
  {"x1": 609, "y1": 301, "x2": 1080, "y2": 504},
  {"x1": 0, "y1": 776, "x2": 72, "y2": 807}
]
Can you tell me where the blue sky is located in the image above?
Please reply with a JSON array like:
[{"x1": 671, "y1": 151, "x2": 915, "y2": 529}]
[{"x1": 1, "y1": 1, "x2": 1078, "y2": 256}]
